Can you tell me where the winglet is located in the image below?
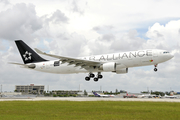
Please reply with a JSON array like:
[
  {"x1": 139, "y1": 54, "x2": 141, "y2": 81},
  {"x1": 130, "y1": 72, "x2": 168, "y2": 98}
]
[{"x1": 34, "y1": 48, "x2": 45, "y2": 54}]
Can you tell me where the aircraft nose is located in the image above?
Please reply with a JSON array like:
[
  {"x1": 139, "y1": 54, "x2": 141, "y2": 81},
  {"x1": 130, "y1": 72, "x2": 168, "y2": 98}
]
[{"x1": 169, "y1": 53, "x2": 174, "y2": 59}]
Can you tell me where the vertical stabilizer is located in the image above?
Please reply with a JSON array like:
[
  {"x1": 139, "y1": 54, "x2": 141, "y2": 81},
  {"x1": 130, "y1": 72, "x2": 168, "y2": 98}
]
[{"x1": 15, "y1": 40, "x2": 47, "y2": 64}]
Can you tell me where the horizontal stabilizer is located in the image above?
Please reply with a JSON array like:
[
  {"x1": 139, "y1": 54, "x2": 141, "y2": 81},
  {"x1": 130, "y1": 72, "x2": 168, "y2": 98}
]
[
  {"x1": 9, "y1": 62, "x2": 27, "y2": 66},
  {"x1": 8, "y1": 62, "x2": 28, "y2": 68},
  {"x1": 9, "y1": 62, "x2": 36, "y2": 69}
]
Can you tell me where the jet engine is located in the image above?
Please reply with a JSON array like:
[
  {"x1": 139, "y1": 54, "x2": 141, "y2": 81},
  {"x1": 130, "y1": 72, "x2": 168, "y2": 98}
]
[
  {"x1": 99, "y1": 62, "x2": 128, "y2": 74},
  {"x1": 114, "y1": 68, "x2": 128, "y2": 74},
  {"x1": 99, "y1": 62, "x2": 116, "y2": 71}
]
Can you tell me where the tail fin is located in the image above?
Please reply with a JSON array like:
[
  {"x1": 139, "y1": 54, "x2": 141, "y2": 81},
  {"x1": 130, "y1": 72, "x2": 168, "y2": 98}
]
[
  {"x1": 15, "y1": 40, "x2": 47, "y2": 64},
  {"x1": 93, "y1": 92, "x2": 97, "y2": 96},
  {"x1": 93, "y1": 92, "x2": 101, "y2": 97},
  {"x1": 93, "y1": 92, "x2": 98, "y2": 96}
]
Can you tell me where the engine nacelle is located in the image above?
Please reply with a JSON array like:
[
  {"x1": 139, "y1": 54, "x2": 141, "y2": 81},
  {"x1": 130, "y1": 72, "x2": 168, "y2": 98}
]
[
  {"x1": 99, "y1": 62, "x2": 116, "y2": 71},
  {"x1": 99, "y1": 62, "x2": 128, "y2": 73},
  {"x1": 115, "y1": 68, "x2": 128, "y2": 74}
]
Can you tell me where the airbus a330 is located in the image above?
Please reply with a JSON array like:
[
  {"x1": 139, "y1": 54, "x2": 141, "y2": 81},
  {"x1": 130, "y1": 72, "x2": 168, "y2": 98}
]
[{"x1": 10, "y1": 40, "x2": 174, "y2": 82}]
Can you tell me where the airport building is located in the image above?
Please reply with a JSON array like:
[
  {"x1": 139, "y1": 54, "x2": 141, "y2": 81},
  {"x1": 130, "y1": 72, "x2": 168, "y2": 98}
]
[{"x1": 15, "y1": 84, "x2": 44, "y2": 94}]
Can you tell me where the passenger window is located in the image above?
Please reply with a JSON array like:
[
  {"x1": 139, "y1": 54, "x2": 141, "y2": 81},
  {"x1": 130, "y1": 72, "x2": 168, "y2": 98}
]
[{"x1": 54, "y1": 61, "x2": 60, "y2": 66}]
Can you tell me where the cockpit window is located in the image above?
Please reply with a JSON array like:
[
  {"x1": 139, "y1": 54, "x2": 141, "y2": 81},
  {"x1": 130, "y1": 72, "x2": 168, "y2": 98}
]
[{"x1": 163, "y1": 51, "x2": 169, "y2": 54}]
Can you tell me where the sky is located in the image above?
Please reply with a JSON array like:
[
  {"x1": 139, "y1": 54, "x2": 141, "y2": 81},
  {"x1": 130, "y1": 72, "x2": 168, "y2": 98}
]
[{"x1": 0, "y1": 0, "x2": 180, "y2": 93}]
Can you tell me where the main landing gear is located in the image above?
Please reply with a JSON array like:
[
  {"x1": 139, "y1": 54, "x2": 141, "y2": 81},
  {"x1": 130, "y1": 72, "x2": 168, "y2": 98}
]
[
  {"x1": 85, "y1": 72, "x2": 103, "y2": 82},
  {"x1": 154, "y1": 64, "x2": 158, "y2": 72}
]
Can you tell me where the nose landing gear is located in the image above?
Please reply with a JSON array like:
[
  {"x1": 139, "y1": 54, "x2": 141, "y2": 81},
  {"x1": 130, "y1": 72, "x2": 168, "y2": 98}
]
[{"x1": 154, "y1": 64, "x2": 158, "y2": 72}]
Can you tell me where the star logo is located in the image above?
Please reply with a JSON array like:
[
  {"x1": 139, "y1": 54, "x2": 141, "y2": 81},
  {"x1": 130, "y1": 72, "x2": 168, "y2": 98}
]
[{"x1": 23, "y1": 51, "x2": 32, "y2": 61}]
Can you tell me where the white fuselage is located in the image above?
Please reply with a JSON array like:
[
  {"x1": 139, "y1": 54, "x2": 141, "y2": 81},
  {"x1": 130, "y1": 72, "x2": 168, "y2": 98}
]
[{"x1": 30, "y1": 49, "x2": 173, "y2": 74}]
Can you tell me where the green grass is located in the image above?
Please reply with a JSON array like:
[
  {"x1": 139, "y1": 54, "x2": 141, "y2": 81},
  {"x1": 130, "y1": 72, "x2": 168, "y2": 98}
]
[{"x1": 0, "y1": 101, "x2": 180, "y2": 120}]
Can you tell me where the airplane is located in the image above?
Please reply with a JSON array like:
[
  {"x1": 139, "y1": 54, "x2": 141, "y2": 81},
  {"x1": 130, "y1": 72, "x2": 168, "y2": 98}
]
[
  {"x1": 123, "y1": 93, "x2": 137, "y2": 98},
  {"x1": 137, "y1": 94, "x2": 158, "y2": 98},
  {"x1": 93, "y1": 92, "x2": 115, "y2": 97},
  {"x1": 10, "y1": 40, "x2": 174, "y2": 82},
  {"x1": 164, "y1": 94, "x2": 177, "y2": 99}
]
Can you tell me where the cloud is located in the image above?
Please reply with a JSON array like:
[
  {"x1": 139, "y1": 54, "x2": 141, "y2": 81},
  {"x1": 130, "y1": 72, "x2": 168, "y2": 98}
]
[
  {"x1": 44, "y1": 32, "x2": 87, "y2": 57},
  {"x1": 110, "y1": 30, "x2": 145, "y2": 51},
  {"x1": 0, "y1": 40, "x2": 5, "y2": 50},
  {"x1": 93, "y1": 25, "x2": 114, "y2": 34},
  {"x1": 47, "y1": 10, "x2": 69, "y2": 24},
  {"x1": 0, "y1": 0, "x2": 10, "y2": 5},
  {"x1": 0, "y1": 3, "x2": 42, "y2": 41},
  {"x1": 92, "y1": 25, "x2": 115, "y2": 42},
  {"x1": 70, "y1": 0, "x2": 87, "y2": 15},
  {"x1": 101, "y1": 34, "x2": 115, "y2": 41},
  {"x1": 144, "y1": 20, "x2": 180, "y2": 50}
]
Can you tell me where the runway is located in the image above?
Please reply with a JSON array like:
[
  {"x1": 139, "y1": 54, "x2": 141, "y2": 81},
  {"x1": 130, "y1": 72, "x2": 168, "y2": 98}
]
[{"x1": 1, "y1": 97, "x2": 180, "y2": 102}]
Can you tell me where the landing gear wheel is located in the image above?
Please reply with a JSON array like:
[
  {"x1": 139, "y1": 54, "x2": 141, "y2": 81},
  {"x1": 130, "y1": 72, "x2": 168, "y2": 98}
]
[
  {"x1": 154, "y1": 68, "x2": 158, "y2": 72},
  {"x1": 98, "y1": 75, "x2": 103, "y2": 79},
  {"x1": 94, "y1": 77, "x2": 98, "y2": 82},
  {"x1": 85, "y1": 77, "x2": 90, "y2": 81},
  {"x1": 89, "y1": 73, "x2": 95, "y2": 78}
]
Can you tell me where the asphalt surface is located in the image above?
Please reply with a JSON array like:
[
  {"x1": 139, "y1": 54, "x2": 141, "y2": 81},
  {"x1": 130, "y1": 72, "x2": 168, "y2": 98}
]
[{"x1": 1, "y1": 97, "x2": 180, "y2": 102}]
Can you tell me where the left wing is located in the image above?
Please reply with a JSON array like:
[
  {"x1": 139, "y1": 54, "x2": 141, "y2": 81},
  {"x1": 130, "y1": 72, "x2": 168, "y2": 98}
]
[{"x1": 34, "y1": 48, "x2": 103, "y2": 68}]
